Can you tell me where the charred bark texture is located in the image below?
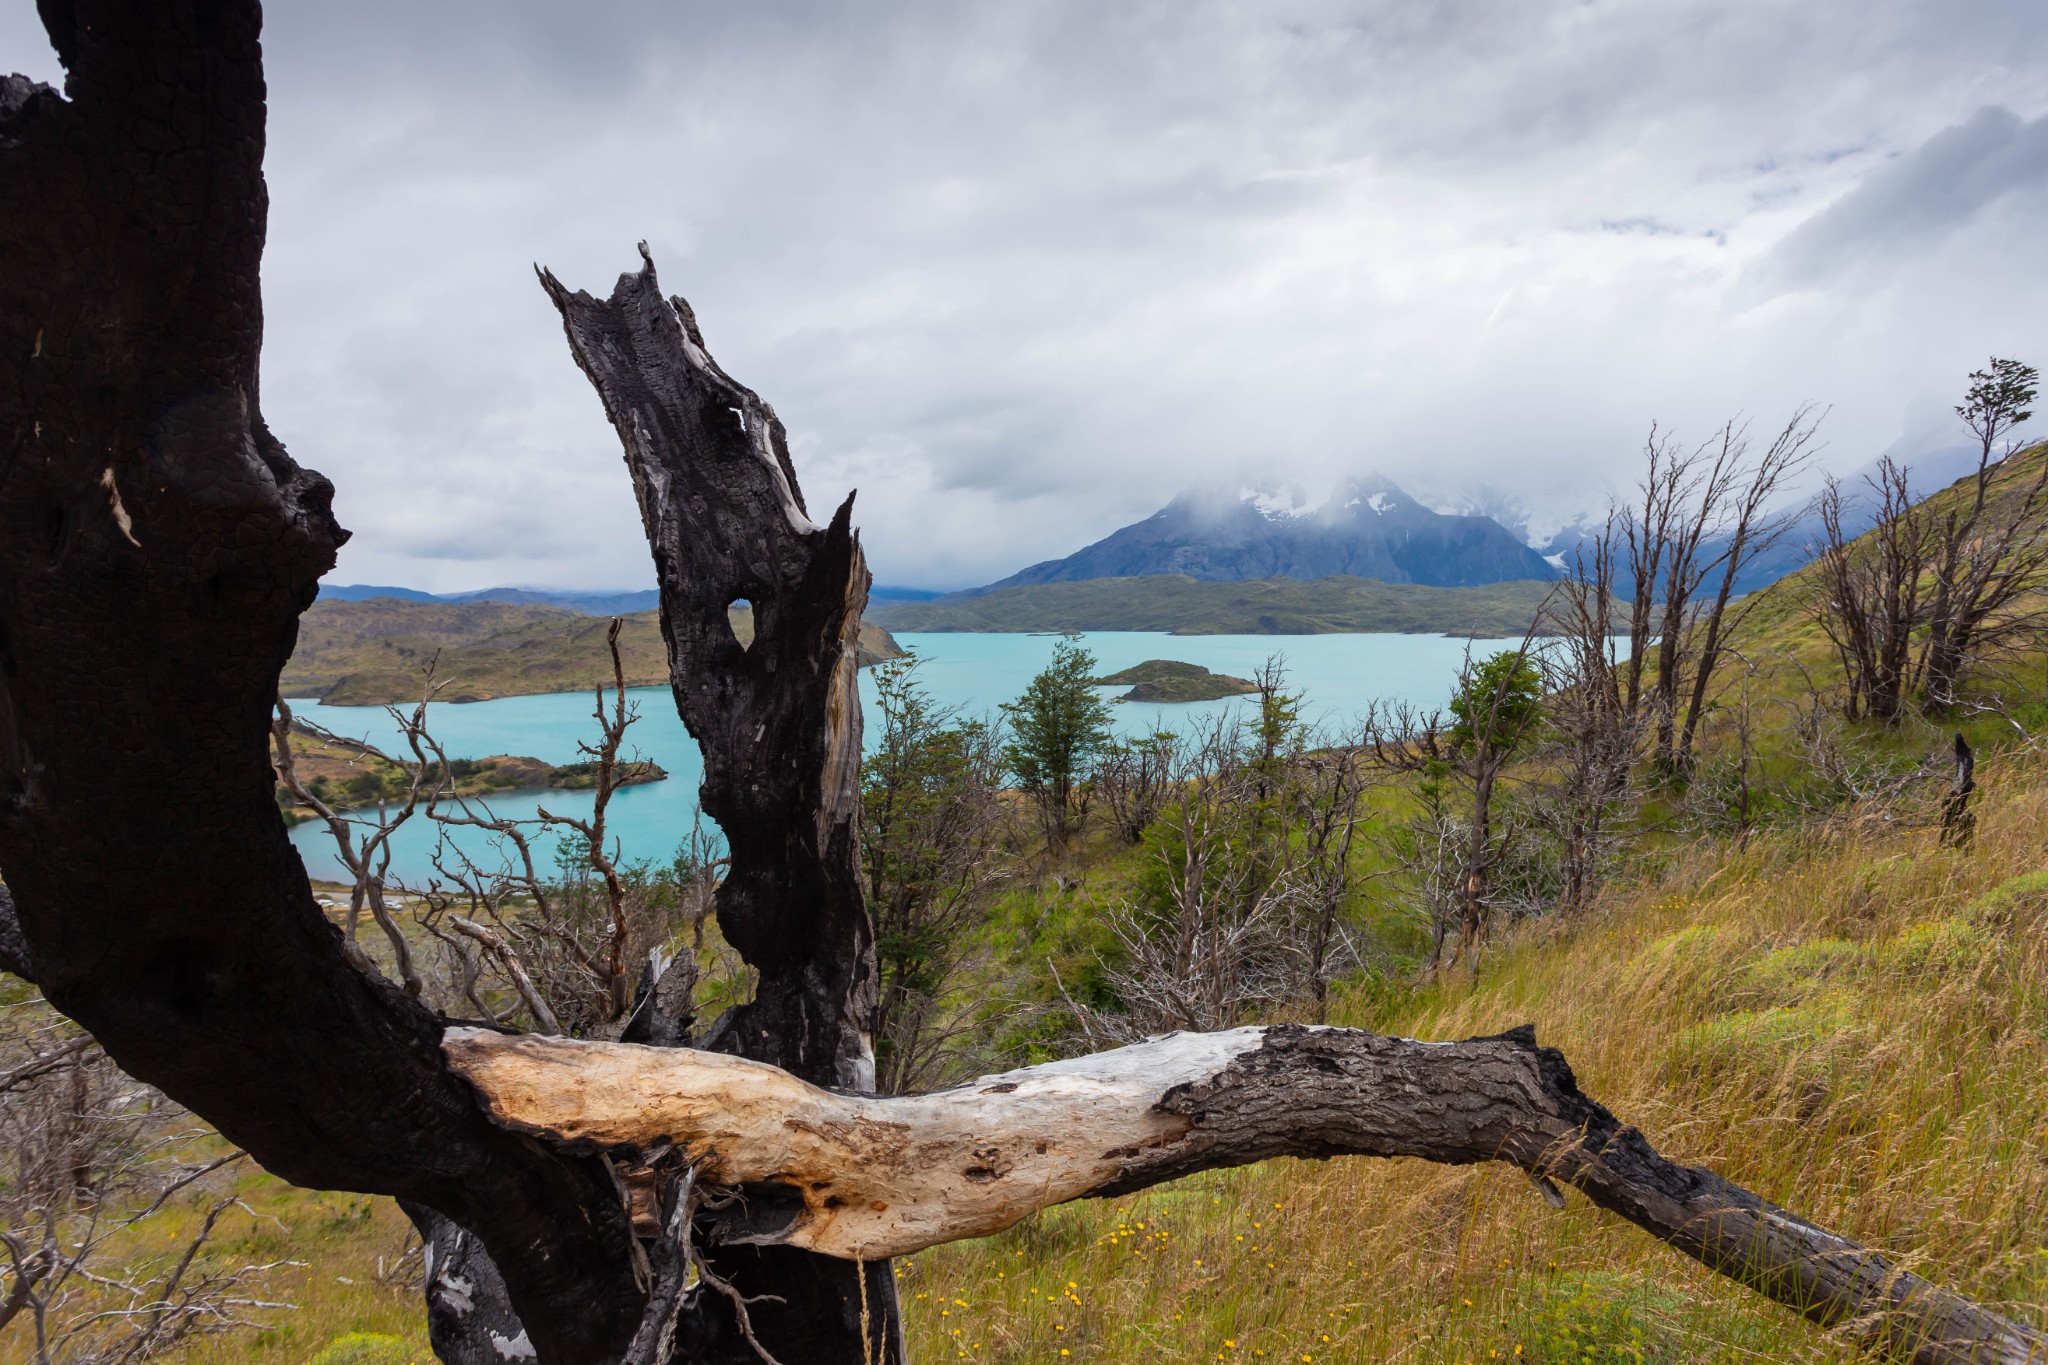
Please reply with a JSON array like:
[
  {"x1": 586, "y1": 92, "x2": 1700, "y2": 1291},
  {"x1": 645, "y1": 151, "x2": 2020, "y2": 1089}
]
[
  {"x1": 449, "y1": 1023, "x2": 2046, "y2": 1365},
  {"x1": 406, "y1": 1203, "x2": 538, "y2": 1365},
  {"x1": 539, "y1": 251, "x2": 899, "y2": 1362},
  {"x1": 1939, "y1": 733, "x2": 1977, "y2": 848},
  {"x1": 0, "y1": 7, "x2": 643, "y2": 1360}
]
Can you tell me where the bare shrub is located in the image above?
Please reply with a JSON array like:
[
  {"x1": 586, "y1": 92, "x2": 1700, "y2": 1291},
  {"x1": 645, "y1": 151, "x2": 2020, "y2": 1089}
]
[
  {"x1": 1094, "y1": 727, "x2": 1179, "y2": 846},
  {"x1": 1810, "y1": 459, "x2": 1933, "y2": 723},
  {"x1": 0, "y1": 994, "x2": 293, "y2": 1362},
  {"x1": 1365, "y1": 644, "x2": 1544, "y2": 974},
  {"x1": 1084, "y1": 669, "x2": 1377, "y2": 1038}
]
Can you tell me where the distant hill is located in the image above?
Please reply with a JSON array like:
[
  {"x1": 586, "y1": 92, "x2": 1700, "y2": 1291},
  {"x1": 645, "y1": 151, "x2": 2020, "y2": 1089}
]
[
  {"x1": 316, "y1": 583, "x2": 445, "y2": 604},
  {"x1": 287, "y1": 599, "x2": 903, "y2": 705},
  {"x1": 959, "y1": 476, "x2": 1555, "y2": 599},
  {"x1": 870, "y1": 575, "x2": 1556, "y2": 637},
  {"x1": 319, "y1": 582, "x2": 943, "y2": 612}
]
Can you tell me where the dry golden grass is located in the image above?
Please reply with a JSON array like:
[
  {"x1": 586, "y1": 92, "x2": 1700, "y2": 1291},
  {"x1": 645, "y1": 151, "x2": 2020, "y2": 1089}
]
[{"x1": 896, "y1": 750, "x2": 2048, "y2": 1364}]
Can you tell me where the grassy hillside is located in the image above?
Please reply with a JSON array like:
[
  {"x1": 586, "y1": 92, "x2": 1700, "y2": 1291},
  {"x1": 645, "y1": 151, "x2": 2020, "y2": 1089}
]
[
  {"x1": 284, "y1": 598, "x2": 903, "y2": 705},
  {"x1": 871, "y1": 574, "x2": 1556, "y2": 636},
  {"x1": 1722, "y1": 439, "x2": 2048, "y2": 715},
  {"x1": 28, "y1": 453, "x2": 2048, "y2": 1365},
  {"x1": 882, "y1": 769, "x2": 2047, "y2": 1363}
]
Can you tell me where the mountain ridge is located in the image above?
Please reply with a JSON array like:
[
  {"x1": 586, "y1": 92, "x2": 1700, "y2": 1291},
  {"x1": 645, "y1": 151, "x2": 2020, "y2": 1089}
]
[{"x1": 955, "y1": 475, "x2": 1556, "y2": 600}]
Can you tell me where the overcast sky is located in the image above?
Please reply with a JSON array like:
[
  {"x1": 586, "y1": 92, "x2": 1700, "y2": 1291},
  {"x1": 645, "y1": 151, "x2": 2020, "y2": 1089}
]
[{"x1": 6, "y1": 2, "x2": 2047, "y2": 591}]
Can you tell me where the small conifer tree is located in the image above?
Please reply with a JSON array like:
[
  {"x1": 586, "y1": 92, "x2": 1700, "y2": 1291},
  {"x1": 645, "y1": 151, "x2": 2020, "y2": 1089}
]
[{"x1": 1003, "y1": 639, "x2": 1114, "y2": 848}]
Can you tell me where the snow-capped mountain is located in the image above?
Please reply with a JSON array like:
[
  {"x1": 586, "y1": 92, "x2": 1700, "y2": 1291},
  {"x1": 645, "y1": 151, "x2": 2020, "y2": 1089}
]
[{"x1": 955, "y1": 475, "x2": 1557, "y2": 597}]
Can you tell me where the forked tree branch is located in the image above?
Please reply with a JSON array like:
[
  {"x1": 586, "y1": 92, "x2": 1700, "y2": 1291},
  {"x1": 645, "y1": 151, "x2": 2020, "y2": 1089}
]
[{"x1": 446, "y1": 1023, "x2": 2045, "y2": 1365}]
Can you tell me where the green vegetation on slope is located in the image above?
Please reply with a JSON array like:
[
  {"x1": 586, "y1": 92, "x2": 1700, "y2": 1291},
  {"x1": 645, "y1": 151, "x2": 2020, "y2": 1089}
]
[
  {"x1": 1720, "y1": 438, "x2": 2048, "y2": 718},
  {"x1": 882, "y1": 758, "x2": 2048, "y2": 1364},
  {"x1": 54, "y1": 444, "x2": 2048, "y2": 1365},
  {"x1": 1092, "y1": 659, "x2": 1258, "y2": 702},
  {"x1": 283, "y1": 598, "x2": 903, "y2": 705},
  {"x1": 869, "y1": 574, "x2": 1556, "y2": 636}
]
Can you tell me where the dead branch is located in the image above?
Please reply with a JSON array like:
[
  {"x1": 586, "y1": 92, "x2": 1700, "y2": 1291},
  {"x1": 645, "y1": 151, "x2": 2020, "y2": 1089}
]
[
  {"x1": 448, "y1": 1024, "x2": 2043, "y2": 1365},
  {"x1": 447, "y1": 918, "x2": 562, "y2": 1036}
]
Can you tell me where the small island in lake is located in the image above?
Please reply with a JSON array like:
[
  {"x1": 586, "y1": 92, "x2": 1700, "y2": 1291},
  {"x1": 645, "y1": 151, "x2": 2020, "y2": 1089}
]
[{"x1": 1094, "y1": 659, "x2": 1260, "y2": 703}]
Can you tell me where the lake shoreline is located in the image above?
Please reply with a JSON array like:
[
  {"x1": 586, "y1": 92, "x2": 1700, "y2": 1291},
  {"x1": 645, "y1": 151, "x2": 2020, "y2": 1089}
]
[{"x1": 288, "y1": 630, "x2": 1521, "y2": 883}]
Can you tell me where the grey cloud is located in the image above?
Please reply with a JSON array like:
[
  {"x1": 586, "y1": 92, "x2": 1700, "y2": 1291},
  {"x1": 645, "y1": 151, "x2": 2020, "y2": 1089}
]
[
  {"x1": 1752, "y1": 106, "x2": 2048, "y2": 294},
  {"x1": 8, "y1": 0, "x2": 2048, "y2": 591}
]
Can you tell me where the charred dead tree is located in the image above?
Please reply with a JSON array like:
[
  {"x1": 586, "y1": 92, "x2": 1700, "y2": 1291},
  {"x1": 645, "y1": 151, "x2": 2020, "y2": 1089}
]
[
  {"x1": 1, "y1": 7, "x2": 2044, "y2": 1365},
  {"x1": 1620, "y1": 412, "x2": 1818, "y2": 775},
  {"x1": 1811, "y1": 459, "x2": 1934, "y2": 723},
  {"x1": 1538, "y1": 524, "x2": 1643, "y2": 912},
  {"x1": 0, "y1": 6, "x2": 646, "y2": 1362},
  {"x1": 446, "y1": 1021, "x2": 2047, "y2": 1365},
  {"x1": 1671, "y1": 408, "x2": 1821, "y2": 770},
  {"x1": 538, "y1": 247, "x2": 902, "y2": 1363},
  {"x1": 1920, "y1": 359, "x2": 2047, "y2": 714}
]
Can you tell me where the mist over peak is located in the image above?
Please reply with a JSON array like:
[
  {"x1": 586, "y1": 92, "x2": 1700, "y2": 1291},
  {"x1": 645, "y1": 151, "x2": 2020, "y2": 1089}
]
[{"x1": 953, "y1": 471, "x2": 1554, "y2": 598}]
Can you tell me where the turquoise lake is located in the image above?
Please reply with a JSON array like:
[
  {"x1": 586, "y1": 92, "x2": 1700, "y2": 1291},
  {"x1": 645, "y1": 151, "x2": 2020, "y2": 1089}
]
[{"x1": 288, "y1": 631, "x2": 1519, "y2": 885}]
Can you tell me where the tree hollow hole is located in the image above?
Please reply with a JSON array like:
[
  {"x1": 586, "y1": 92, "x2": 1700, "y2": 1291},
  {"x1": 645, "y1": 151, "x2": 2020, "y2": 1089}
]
[{"x1": 727, "y1": 598, "x2": 754, "y2": 652}]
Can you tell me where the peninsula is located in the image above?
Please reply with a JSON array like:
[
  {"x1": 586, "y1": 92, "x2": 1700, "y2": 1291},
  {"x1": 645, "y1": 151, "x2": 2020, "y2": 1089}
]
[
  {"x1": 284, "y1": 598, "x2": 904, "y2": 705},
  {"x1": 871, "y1": 574, "x2": 1555, "y2": 636}
]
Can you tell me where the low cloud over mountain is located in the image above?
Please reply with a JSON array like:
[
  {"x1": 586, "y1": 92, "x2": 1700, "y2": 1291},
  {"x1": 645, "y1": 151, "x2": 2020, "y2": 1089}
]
[{"x1": 956, "y1": 476, "x2": 1555, "y2": 597}]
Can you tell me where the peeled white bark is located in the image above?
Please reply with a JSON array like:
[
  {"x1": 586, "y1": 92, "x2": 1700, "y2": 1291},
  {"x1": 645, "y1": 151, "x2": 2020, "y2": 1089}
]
[
  {"x1": 446, "y1": 1025, "x2": 1265, "y2": 1259},
  {"x1": 445, "y1": 1022, "x2": 2044, "y2": 1365}
]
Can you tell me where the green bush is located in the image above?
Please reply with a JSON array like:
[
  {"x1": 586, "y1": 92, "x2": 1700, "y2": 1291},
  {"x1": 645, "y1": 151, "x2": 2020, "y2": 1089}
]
[
  {"x1": 1665, "y1": 993, "x2": 1859, "y2": 1092},
  {"x1": 1736, "y1": 938, "x2": 1864, "y2": 1005},
  {"x1": 1645, "y1": 923, "x2": 1719, "y2": 962},
  {"x1": 1877, "y1": 917, "x2": 1992, "y2": 975},
  {"x1": 1967, "y1": 868, "x2": 2048, "y2": 929},
  {"x1": 1510, "y1": 1274, "x2": 1680, "y2": 1363},
  {"x1": 304, "y1": 1333, "x2": 419, "y2": 1365}
]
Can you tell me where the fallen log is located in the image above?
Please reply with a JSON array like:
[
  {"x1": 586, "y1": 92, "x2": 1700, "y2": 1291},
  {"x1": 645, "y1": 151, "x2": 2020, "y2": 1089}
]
[{"x1": 446, "y1": 1021, "x2": 2046, "y2": 1365}]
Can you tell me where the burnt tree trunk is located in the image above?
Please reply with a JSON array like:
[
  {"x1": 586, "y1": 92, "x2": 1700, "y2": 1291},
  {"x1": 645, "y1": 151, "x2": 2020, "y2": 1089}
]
[
  {"x1": 1939, "y1": 732, "x2": 1977, "y2": 849},
  {"x1": 539, "y1": 249, "x2": 901, "y2": 1362},
  {"x1": 0, "y1": 6, "x2": 648, "y2": 1361}
]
